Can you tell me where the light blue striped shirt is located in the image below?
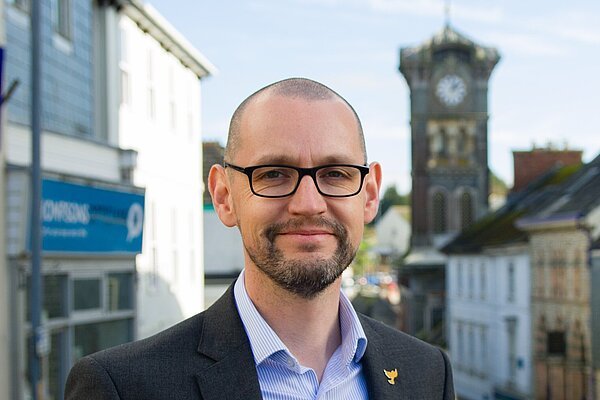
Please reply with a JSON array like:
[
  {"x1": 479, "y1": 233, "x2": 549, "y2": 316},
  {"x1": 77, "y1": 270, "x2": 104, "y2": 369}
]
[{"x1": 234, "y1": 271, "x2": 369, "y2": 400}]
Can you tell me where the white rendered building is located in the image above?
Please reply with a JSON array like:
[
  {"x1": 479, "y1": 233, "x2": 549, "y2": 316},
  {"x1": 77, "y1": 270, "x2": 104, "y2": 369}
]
[
  {"x1": 374, "y1": 205, "x2": 410, "y2": 260},
  {"x1": 446, "y1": 249, "x2": 533, "y2": 400},
  {"x1": 97, "y1": 1, "x2": 216, "y2": 339}
]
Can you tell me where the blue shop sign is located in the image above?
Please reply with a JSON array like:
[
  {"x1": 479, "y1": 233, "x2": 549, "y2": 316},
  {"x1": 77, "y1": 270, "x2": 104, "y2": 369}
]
[{"x1": 40, "y1": 179, "x2": 144, "y2": 253}]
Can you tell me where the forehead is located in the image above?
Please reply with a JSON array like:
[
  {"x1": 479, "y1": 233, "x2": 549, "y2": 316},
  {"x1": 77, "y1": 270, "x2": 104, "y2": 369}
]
[{"x1": 236, "y1": 94, "x2": 363, "y2": 165}]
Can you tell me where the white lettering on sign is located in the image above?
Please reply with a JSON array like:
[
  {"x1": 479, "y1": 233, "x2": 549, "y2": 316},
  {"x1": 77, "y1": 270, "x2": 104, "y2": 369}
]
[{"x1": 42, "y1": 200, "x2": 90, "y2": 224}]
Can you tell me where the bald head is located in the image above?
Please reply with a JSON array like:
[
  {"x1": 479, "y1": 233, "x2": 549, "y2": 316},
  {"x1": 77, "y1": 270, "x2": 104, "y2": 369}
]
[{"x1": 225, "y1": 78, "x2": 367, "y2": 162}]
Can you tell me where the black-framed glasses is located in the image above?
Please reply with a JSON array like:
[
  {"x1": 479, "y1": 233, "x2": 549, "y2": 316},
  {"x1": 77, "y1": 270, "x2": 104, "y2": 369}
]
[{"x1": 224, "y1": 162, "x2": 370, "y2": 198}]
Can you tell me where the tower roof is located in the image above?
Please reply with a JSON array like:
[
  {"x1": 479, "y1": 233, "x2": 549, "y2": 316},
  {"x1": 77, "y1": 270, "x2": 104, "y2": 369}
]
[{"x1": 400, "y1": 24, "x2": 500, "y2": 69}]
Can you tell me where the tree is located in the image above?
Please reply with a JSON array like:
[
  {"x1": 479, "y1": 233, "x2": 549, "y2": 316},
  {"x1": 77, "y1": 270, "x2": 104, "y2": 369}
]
[{"x1": 377, "y1": 185, "x2": 409, "y2": 222}]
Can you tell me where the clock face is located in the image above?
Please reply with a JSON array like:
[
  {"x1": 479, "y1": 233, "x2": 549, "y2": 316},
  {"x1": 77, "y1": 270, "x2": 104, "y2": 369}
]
[{"x1": 436, "y1": 74, "x2": 467, "y2": 107}]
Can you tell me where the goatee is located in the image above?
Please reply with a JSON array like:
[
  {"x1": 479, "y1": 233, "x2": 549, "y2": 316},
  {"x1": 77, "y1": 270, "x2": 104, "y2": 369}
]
[{"x1": 244, "y1": 217, "x2": 356, "y2": 299}]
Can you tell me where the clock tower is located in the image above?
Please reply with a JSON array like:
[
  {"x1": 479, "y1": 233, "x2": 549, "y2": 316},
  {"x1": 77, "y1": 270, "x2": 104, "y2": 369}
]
[
  {"x1": 397, "y1": 24, "x2": 499, "y2": 342},
  {"x1": 400, "y1": 24, "x2": 500, "y2": 247}
]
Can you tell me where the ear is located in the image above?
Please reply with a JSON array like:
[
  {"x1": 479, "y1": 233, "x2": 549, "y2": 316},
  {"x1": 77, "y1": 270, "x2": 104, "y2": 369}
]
[
  {"x1": 363, "y1": 161, "x2": 382, "y2": 224},
  {"x1": 208, "y1": 164, "x2": 237, "y2": 227}
]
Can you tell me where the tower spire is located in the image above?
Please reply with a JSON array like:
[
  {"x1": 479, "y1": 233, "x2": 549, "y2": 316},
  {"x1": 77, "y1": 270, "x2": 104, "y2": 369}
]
[{"x1": 444, "y1": 0, "x2": 451, "y2": 27}]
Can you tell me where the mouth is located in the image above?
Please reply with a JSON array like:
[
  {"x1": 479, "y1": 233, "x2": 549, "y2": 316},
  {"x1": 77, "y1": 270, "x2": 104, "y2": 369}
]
[
  {"x1": 279, "y1": 229, "x2": 333, "y2": 236},
  {"x1": 276, "y1": 228, "x2": 336, "y2": 248}
]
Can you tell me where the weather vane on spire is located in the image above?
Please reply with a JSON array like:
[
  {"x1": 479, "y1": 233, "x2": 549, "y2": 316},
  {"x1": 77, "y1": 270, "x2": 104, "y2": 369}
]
[{"x1": 444, "y1": 0, "x2": 452, "y2": 27}]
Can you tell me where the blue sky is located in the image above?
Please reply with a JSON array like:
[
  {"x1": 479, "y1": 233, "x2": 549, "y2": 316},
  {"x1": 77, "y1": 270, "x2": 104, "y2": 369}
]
[{"x1": 149, "y1": 0, "x2": 600, "y2": 194}]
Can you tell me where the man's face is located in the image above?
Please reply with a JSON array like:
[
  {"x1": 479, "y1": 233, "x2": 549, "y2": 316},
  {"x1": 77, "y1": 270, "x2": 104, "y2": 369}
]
[{"x1": 219, "y1": 94, "x2": 380, "y2": 298}]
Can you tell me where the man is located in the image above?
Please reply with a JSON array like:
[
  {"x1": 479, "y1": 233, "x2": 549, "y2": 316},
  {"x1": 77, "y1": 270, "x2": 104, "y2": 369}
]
[{"x1": 66, "y1": 78, "x2": 454, "y2": 399}]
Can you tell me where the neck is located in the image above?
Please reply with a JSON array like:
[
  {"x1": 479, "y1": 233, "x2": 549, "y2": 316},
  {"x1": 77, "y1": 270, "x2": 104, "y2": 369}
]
[{"x1": 244, "y1": 266, "x2": 342, "y2": 382}]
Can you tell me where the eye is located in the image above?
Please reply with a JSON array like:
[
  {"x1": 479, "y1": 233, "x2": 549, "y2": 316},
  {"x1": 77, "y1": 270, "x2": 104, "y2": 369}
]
[
  {"x1": 264, "y1": 170, "x2": 284, "y2": 179},
  {"x1": 318, "y1": 167, "x2": 354, "y2": 180},
  {"x1": 254, "y1": 167, "x2": 294, "y2": 181}
]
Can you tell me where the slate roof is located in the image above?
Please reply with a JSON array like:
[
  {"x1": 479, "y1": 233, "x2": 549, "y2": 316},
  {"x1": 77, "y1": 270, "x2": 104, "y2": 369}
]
[
  {"x1": 400, "y1": 24, "x2": 500, "y2": 66},
  {"x1": 522, "y1": 153, "x2": 600, "y2": 222},
  {"x1": 442, "y1": 163, "x2": 583, "y2": 254}
]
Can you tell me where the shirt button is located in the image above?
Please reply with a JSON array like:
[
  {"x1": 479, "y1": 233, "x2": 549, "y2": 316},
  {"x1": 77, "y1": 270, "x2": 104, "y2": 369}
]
[{"x1": 287, "y1": 358, "x2": 295, "y2": 368}]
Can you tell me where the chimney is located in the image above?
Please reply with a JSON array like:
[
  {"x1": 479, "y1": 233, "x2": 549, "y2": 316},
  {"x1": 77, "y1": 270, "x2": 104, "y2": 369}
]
[{"x1": 512, "y1": 147, "x2": 582, "y2": 192}]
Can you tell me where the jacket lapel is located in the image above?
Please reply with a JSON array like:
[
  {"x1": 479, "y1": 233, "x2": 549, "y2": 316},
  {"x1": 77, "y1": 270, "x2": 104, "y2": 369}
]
[
  {"x1": 194, "y1": 284, "x2": 263, "y2": 400},
  {"x1": 359, "y1": 315, "x2": 409, "y2": 400}
]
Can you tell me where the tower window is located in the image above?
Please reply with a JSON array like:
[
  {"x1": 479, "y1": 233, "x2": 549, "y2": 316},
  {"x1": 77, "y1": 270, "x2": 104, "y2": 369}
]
[
  {"x1": 460, "y1": 191, "x2": 474, "y2": 229},
  {"x1": 432, "y1": 191, "x2": 447, "y2": 233}
]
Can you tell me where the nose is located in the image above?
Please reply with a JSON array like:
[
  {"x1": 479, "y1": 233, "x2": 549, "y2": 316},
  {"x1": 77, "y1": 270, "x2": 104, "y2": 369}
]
[{"x1": 287, "y1": 175, "x2": 327, "y2": 216}]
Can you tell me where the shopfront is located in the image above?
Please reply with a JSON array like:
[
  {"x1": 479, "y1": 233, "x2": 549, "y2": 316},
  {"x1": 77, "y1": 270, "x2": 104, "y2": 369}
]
[{"x1": 7, "y1": 170, "x2": 144, "y2": 400}]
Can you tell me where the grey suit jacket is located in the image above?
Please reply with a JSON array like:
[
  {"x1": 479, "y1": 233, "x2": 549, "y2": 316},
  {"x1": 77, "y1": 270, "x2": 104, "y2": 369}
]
[{"x1": 66, "y1": 284, "x2": 454, "y2": 399}]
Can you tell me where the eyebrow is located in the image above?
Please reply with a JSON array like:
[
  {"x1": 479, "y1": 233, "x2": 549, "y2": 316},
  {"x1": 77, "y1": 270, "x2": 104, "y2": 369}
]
[{"x1": 252, "y1": 154, "x2": 363, "y2": 166}]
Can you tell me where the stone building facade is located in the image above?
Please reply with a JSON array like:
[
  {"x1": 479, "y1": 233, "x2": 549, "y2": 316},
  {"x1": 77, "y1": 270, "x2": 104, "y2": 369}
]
[{"x1": 517, "y1": 153, "x2": 600, "y2": 399}]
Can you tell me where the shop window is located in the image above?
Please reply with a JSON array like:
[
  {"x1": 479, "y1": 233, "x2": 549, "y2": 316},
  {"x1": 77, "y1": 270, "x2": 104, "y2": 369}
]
[
  {"x1": 108, "y1": 273, "x2": 133, "y2": 311},
  {"x1": 25, "y1": 275, "x2": 67, "y2": 321},
  {"x1": 73, "y1": 278, "x2": 101, "y2": 311},
  {"x1": 72, "y1": 319, "x2": 133, "y2": 361}
]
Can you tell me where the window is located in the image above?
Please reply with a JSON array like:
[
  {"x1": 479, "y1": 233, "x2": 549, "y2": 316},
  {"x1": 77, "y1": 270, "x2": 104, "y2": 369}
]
[
  {"x1": 480, "y1": 326, "x2": 487, "y2": 374},
  {"x1": 53, "y1": 0, "x2": 72, "y2": 39},
  {"x1": 119, "y1": 27, "x2": 131, "y2": 106},
  {"x1": 508, "y1": 262, "x2": 515, "y2": 303},
  {"x1": 460, "y1": 191, "x2": 474, "y2": 230},
  {"x1": 169, "y1": 69, "x2": 177, "y2": 130},
  {"x1": 8, "y1": 0, "x2": 30, "y2": 12},
  {"x1": 573, "y1": 253, "x2": 582, "y2": 299},
  {"x1": 468, "y1": 325, "x2": 475, "y2": 372},
  {"x1": 108, "y1": 273, "x2": 133, "y2": 311},
  {"x1": 72, "y1": 319, "x2": 132, "y2": 361},
  {"x1": 147, "y1": 50, "x2": 155, "y2": 118},
  {"x1": 25, "y1": 275, "x2": 68, "y2": 321},
  {"x1": 547, "y1": 331, "x2": 566, "y2": 356},
  {"x1": 468, "y1": 263, "x2": 474, "y2": 299},
  {"x1": 73, "y1": 278, "x2": 101, "y2": 311},
  {"x1": 457, "y1": 262, "x2": 463, "y2": 297},
  {"x1": 480, "y1": 263, "x2": 486, "y2": 300},
  {"x1": 432, "y1": 191, "x2": 447, "y2": 233},
  {"x1": 438, "y1": 128, "x2": 448, "y2": 158},
  {"x1": 507, "y1": 317, "x2": 517, "y2": 383},
  {"x1": 23, "y1": 271, "x2": 134, "y2": 399},
  {"x1": 457, "y1": 322, "x2": 464, "y2": 367}
]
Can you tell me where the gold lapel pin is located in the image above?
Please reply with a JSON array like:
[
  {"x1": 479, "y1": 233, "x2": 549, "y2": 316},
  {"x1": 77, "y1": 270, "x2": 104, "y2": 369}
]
[{"x1": 384, "y1": 368, "x2": 398, "y2": 385}]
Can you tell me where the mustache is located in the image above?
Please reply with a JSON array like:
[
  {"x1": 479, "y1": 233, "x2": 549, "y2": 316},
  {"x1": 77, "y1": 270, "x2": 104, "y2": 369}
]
[{"x1": 264, "y1": 217, "x2": 347, "y2": 243}]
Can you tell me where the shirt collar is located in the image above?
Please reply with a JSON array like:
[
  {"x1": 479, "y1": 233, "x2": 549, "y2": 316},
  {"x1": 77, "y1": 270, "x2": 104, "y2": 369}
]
[{"x1": 233, "y1": 270, "x2": 368, "y2": 367}]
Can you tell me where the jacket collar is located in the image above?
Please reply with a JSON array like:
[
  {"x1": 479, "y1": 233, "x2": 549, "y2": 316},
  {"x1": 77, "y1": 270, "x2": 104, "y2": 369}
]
[
  {"x1": 194, "y1": 283, "x2": 408, "y2": 400},
  {"x1": 194, "y1": 284, "x2": 263, "y2": 400},
  {"x1": 359, "y1": 315, "x2": 411, "y2": 400}
]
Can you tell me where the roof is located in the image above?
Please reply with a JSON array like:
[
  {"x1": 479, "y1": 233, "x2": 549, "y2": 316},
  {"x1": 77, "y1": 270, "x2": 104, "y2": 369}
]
[
  {"x1": 442, "y1": 163, "x2": 582, "y2": 254},
  {"x1": 116, "y1": 0, "x2": 217, "y2": 79},
  {"x1": 400, "y1": 24, "x2": 500, "y2": 67},
  {"x1": 522, "y1": 153, "x2": 600, "y2": 223}
]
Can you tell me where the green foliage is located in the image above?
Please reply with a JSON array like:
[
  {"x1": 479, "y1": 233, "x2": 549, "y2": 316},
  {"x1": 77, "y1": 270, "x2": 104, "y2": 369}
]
[
  {"x1": 353, "y1": 227, "x2": 376, "y2": 276},
  {"x1": 489, "y1": 169, "x2": 508, "y2": 194},
  {"x1": 376, "y1": 185, "x2": 409, "y2": 223}
]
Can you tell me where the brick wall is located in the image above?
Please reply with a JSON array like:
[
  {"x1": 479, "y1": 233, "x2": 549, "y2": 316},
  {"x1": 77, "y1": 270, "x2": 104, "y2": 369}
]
[{"x1": 512, "y1": 149, "x2": 582, "y2": 192}]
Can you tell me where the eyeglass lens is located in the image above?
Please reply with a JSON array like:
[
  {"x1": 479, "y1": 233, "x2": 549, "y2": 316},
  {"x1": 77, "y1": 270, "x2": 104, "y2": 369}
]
[{"x1": 251, "y1": 166, "x2": 363, "y2": 197}]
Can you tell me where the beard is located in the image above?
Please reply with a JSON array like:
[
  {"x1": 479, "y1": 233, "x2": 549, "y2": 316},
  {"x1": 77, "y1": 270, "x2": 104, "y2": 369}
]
[{"x1": 243, "y1": 216, "x2": 357, "y2": 299}]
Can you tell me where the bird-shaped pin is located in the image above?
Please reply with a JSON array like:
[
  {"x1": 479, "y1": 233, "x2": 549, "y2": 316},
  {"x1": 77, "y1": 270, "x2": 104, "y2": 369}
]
[{"x1": 384, "y1": 368, "x2": 398, "y2": 385}]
